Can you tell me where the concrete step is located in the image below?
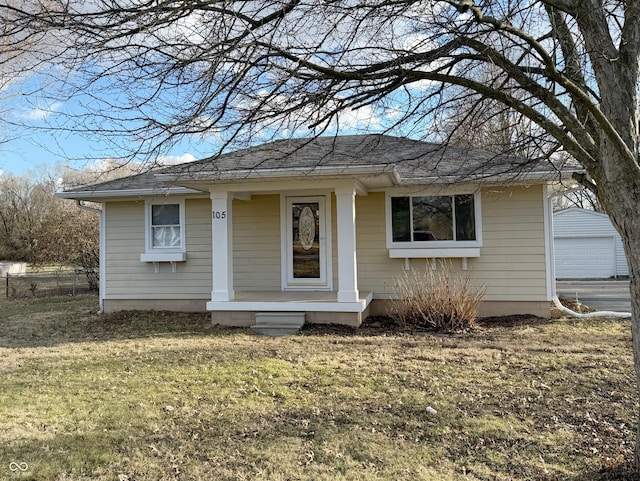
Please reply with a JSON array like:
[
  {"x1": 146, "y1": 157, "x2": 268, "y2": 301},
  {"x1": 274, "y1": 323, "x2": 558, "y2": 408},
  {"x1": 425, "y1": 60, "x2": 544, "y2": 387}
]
[{"x1": 251, "y1": 312, "x2": 306, "y2": 336}]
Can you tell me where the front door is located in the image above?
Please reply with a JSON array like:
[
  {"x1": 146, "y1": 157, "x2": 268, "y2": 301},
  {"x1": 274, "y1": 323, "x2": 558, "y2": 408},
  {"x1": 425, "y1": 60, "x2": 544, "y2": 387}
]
[{"x1": 284, "y1": 196, "x2": 330, "y2": 289}]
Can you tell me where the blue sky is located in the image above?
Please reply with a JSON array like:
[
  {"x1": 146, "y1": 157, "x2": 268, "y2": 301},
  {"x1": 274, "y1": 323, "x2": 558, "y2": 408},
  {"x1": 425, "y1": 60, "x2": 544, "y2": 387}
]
[
  {"x1": 0, "y1": 50, "x2": 419, "y2": 178},
  {"x1": 0, "y1": 94, "x2": 216, "y2": 176},
  {"x1": 0, "y1": 90, "x2": 400, "y2": 177},
  {"x1": 0, "y1": 126, "x2": 206, "y2": 176},
  {"x1": 1, "y1": 130, "x2": 90, "y2": 175},
  {"x1": 0, "y1": 73, "x2": 219, "y2": 176},
  {"x1": 0, "y1": 7, "x2": 432, "y2": 178}
]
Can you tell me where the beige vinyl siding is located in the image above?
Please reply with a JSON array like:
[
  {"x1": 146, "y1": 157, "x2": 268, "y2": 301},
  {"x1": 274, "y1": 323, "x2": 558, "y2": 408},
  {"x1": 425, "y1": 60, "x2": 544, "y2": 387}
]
[
  {"x1": 103, "y1": 186, "x2": 548, "y2": 304},
  {"x1": 233, "y1": 194, "x2": 281, "y2": 291},
  {"x1": 104, "y1": 198, "x2": 212, "y2": 299},
  {"x1": 355, "y1": 192, "x2": 404, "y2": 298},
  {"x1": 474, "y1": 186, "x2": 546, "y2": 300},
  {"x1": 355, "y1": 186, "x2": 548, "y2": 301}
]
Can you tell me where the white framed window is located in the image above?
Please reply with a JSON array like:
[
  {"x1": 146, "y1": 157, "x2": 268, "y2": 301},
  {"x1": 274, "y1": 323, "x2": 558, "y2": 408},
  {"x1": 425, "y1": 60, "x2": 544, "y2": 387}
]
[
  {"x1": 386, "y1": 191, "x2": 482, "y2": 257},
  {"x1": 140, "y1": 199, "x2": 187, "y2": 263},
  {"x1": 151, "y1": 203, "x2": 182, "y2": 248}
]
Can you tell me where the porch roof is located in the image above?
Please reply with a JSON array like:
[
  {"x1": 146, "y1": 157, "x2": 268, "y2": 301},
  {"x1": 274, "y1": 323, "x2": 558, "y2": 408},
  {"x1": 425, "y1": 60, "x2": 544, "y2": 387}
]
[{"x1": 57, "y1": 134, "x2": 582, "y2": 200}]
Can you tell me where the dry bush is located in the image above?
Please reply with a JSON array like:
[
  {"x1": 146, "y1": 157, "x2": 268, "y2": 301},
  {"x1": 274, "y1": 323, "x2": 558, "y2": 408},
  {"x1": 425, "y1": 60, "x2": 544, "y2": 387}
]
[{"x1": 389, "y1": 261, "x2": 486, "y2": 331}]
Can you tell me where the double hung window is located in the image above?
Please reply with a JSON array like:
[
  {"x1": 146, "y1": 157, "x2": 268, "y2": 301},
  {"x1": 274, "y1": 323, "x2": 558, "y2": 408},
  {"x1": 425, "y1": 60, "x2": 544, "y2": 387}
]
[
  {"x1": 140, "y1": 199, "x2": 186, "y2": 263},
  {"x1": 151, "y1": 204, "x2": 182, "y2": 248}
]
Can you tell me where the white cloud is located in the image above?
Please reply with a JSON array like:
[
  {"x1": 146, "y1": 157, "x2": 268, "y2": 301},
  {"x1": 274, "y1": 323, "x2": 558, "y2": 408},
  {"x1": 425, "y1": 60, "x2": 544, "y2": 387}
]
[
  {"x1": 263, "y1": 96, "x2": 382, "y2": 132},
  {"x1": 157, "y1": 153, "x2": 196, "y2": 166},
  {"x1": 84, "y1": 157, "x2": 127, "y2": 172},
  {"x1": 335, "y1": 104, "x2": 383, "y2": 130},
  {"x1": 19, "y1": 101, "x2": 63, "y2": 121}
]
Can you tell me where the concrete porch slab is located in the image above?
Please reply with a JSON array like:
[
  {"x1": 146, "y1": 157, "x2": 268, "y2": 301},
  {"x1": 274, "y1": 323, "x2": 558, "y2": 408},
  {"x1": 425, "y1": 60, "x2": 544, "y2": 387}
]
[
  {"x1": 206, "y1": 290, "x2": 373, "y2": 313},
  {"x1": 209, "y1": 291, "x2": 373, "y2": 327}
]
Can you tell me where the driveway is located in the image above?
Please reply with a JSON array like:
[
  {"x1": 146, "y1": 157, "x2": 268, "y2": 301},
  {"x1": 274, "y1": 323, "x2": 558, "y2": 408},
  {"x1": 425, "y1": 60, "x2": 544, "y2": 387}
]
[{"x1": 556, "y1": 279, "x2": 632, "y2": 313}]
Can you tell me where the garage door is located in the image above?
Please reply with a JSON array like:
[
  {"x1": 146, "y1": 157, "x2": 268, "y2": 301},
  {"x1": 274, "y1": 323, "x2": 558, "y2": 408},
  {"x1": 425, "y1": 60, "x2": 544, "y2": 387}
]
[{"x1": 554, "y1": 236, "x2": 615, "y2": 279}]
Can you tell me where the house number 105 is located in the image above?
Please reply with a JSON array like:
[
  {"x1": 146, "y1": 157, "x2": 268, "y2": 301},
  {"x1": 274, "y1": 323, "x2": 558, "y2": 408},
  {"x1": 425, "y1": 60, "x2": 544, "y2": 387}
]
[{"x1": 212, "y1": 211, "x2": 227, "y2": 219}]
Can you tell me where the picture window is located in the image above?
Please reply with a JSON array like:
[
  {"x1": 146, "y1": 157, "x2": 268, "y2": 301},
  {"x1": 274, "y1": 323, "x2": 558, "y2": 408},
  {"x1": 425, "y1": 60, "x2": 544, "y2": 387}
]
[{"x1": 389, "y1": 194, "x2": 478, "y2": 245}]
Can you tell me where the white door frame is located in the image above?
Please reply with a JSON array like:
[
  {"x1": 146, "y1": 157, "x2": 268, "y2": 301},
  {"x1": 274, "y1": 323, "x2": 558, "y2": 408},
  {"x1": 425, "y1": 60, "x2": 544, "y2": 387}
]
[{"x1": 281, "y1": 194, "x2": 333, "y2": 291}]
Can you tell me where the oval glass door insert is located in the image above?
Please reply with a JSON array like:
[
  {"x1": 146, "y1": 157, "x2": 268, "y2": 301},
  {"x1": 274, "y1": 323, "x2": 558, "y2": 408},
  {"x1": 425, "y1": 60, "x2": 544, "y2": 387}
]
[{"x1": 299, "y1": 206, "x2": 316, "y2": 250}]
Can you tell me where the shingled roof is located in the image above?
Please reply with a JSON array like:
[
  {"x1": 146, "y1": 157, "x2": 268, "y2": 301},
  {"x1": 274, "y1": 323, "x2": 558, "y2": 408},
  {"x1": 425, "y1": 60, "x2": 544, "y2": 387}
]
[{"x1": 58, "y1": 135, "x2": 582, "y2": 199}]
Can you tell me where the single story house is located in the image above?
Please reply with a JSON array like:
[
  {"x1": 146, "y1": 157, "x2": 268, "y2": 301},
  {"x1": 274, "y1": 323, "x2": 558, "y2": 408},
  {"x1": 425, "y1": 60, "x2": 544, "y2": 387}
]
[
  {"x1": 58, "y1": 135, "x2": 579, "y2": 326},
  {"x1": 554, "y1": 207, "x2": 628, "y2": 279}
]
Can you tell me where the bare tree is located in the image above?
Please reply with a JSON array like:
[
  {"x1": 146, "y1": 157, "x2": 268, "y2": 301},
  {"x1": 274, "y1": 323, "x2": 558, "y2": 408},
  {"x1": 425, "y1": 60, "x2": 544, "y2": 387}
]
[
  {"x1": 0, "y1": 173, "x2": 50, "y2": 260},
  {"x1": 32, "y1": 196, "x2": 100, "y2": 289},
  {"x1": 0, "y1": 0, "x2": 61, "y2": 148},
  {"x1": 432, "y1": 60, "x2": 537, "y2": 156},
  {"x1": 2, "y1": 0, "x2": 640, "y2": 466},
  {"x1": 553, "y1": 188, "x2": 603, "y2": 212},
  {"x1": 59, "y1": 158, "x2": 144, "y2": 189},
  {"x1": 0, "y1": 169, "x2": 99, "y2": 287}
]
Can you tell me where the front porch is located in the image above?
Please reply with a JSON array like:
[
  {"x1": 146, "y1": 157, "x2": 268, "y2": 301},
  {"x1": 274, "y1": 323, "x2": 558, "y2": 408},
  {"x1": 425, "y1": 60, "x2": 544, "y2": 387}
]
[
  {"x1": 209, "y1": 290, "x2": 374, "y2": 327},
  {"x1": 206, "y1": 179, "x2": 371, "y2": 326}
]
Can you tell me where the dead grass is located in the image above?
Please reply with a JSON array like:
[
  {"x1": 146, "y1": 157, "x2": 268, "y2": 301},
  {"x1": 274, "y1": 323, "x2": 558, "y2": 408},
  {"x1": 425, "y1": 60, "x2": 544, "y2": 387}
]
[{"x1": 0, "y1": 294, "x2": 637, "y2": 480}]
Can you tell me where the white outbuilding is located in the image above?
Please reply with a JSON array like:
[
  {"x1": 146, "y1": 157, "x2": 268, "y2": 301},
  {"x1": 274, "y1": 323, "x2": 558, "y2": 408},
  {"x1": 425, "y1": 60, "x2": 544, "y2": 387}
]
[
  {"x1": 0, "y1": 262, "x2": 26, "y2": 277},
  {"x1": 553, "y1": 207, "x2": 628, "y2": 279}
]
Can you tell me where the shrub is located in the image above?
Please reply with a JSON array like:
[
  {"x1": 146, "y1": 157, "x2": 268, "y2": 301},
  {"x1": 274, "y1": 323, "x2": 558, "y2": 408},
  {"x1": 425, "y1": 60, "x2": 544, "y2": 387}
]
[{"x1": 388, "y1": 261, "x2": 486, "y2": 331}]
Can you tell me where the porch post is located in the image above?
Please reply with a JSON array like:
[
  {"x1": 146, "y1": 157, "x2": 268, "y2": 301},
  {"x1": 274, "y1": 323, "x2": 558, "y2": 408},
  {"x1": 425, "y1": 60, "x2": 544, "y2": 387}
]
[
  {"x1": 335, "y1": 186, "x2": 359, "y2": 303},
  {"x1": 210, "y1": 191, "x2": 234, "y2": 301}
]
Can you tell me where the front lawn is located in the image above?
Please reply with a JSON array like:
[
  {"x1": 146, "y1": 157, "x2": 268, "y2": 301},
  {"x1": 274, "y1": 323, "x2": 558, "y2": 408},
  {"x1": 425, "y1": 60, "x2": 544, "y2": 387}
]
[{"x1": 0, "y1": 295, "x2": 637, "y2": 480}]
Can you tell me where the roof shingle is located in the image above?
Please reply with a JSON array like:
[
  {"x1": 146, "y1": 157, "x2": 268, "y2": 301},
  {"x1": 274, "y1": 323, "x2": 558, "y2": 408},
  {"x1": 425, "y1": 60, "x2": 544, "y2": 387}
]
[{"x1": 60, "y1": 134, "x2": 581, "y2": 196}]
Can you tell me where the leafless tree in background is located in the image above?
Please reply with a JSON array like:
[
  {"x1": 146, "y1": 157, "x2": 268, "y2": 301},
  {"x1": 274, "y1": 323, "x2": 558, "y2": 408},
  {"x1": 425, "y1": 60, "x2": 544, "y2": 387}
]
[
  {"x1": 553, "y1": 188, "x2": 603, "y2": 212},
  {"x1": 0, "y1": 173, "x2": 49, "y2": 260},
  {"x1": 0, "y1": 169, "x2": 99, "y2": 287},
  {"x1": 2, "y1": 0, "x2": 640, "y2": 467}
]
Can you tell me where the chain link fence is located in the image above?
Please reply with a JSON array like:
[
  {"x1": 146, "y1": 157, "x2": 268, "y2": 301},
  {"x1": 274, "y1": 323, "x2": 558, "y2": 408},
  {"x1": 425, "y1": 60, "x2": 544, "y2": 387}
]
[{"x1": 4, "y1": 270, "x2": 97, "y2": 298}]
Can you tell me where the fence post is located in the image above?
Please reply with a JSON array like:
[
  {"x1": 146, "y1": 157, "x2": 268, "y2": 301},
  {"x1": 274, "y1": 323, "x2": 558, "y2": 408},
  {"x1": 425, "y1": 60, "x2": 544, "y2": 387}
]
[{"x1": 5, "y1": 273, "x2": 8, "y2": 298}]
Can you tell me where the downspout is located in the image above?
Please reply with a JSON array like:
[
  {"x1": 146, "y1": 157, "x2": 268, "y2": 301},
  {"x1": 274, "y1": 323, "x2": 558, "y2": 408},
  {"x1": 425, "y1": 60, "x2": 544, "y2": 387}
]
[
  {"x1": 543, "y1": 184, "x2": 556, "y2": 302},
  {"x1": 547, "y1": 187, "x2": 631, "y2": 319},
  {"x1": 552, "y1": 295, "x2": 631, "y2": 319},
  {"x1": 76, "y1": 200, "x2": 105, "y2": 314}
]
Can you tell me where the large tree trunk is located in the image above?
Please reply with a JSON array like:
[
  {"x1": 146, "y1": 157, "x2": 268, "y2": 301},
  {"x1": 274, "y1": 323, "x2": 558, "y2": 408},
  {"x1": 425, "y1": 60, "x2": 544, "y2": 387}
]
[
  {"x1": 630, "y1": 252, "x2": 640, "y2": 469},
  {"x1": 594, "y1": 148, "x2": 640, "y2": 468},
  {"x1": 615, "y1": 218, "x2": 640, "y2": 469},
  {"x1": 587, "y1": 9, "x2": 640, "y2": 460},
  {"x1": 616, "y1": 216, "x2": 640, "y2": 468}
]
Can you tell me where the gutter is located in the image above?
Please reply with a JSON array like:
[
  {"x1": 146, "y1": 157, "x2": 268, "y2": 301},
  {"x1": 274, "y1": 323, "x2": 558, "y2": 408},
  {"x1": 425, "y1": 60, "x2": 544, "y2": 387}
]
[
  {"x1": 397, "y1": 169, "x2": 584, "y2": 185},
  {"x1": 57, "y1": 186, "x2": 201, "y2": 200},
  {"x1": 76, "y1": 200, "x2": 102, "y2": 214}
]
